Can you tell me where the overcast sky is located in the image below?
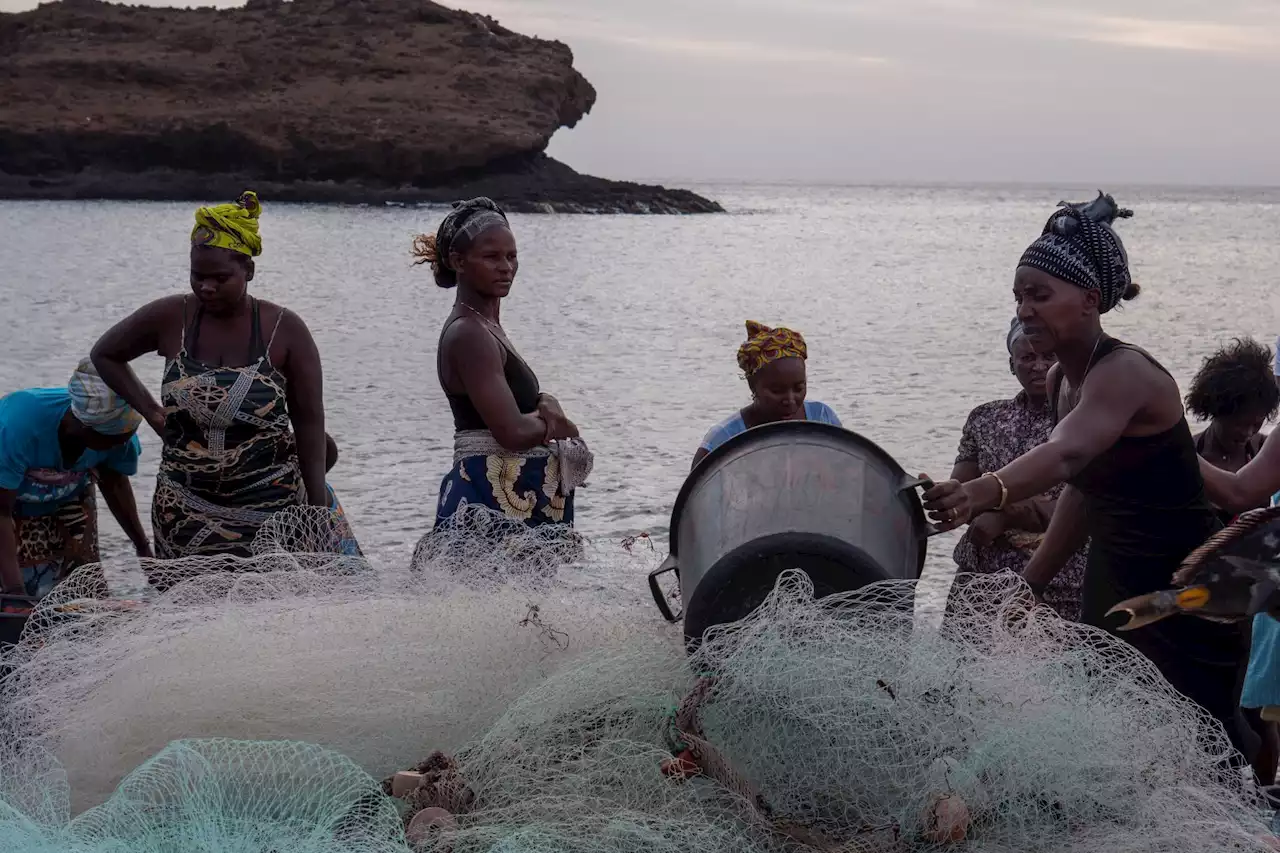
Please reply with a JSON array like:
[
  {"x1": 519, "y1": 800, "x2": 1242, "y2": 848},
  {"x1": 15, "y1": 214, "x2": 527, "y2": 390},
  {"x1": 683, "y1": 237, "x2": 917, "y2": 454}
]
[{"x1": 4, "y1": 0, "x2": 1279, "y2": 186}]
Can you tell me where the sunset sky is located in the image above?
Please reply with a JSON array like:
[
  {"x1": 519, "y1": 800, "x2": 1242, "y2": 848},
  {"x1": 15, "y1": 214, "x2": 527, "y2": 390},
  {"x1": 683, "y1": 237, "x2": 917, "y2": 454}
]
[{"x1": 4, "y1": 0, "x2": 1278, "y2": 185}]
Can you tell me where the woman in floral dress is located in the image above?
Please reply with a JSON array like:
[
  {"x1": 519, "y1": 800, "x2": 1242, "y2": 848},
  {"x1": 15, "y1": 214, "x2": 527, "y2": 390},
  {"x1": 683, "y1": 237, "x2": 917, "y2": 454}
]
[{"x1": 949, "y1": 317, "x2": 1088, "y2": 621}]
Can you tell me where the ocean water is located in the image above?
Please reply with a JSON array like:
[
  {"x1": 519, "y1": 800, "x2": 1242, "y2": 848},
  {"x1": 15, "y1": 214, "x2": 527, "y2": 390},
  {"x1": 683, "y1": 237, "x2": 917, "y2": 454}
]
[{"x1": 2, "y1": 183, "x2": 1279, "y2": 605}]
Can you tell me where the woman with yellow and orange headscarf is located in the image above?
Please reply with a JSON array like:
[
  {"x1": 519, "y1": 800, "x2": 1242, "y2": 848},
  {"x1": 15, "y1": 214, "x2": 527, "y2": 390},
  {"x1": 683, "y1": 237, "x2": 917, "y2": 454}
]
[
  {"x1": 691, "y1": 321, "x2": 842, "y2": 470},
  {"x1": 90, "y1": 192, "x2": 358, "y2": 574}
]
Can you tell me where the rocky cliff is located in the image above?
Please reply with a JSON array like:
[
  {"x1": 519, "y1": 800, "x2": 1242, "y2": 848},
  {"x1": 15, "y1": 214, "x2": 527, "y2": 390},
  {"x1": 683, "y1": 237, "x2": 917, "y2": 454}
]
[{"x1": 0, "y1": 0, "x2": 720, "y2": 213}]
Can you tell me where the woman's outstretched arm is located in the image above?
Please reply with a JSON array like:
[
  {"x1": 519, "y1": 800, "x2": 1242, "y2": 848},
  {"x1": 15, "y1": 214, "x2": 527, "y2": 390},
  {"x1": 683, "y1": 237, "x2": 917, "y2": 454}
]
[
  {"x1": 925, "y1": 352, "x2": 1153, "y2": 529},
  {"x1": 1200, "y1": 429, "x2": 1280, "y2": 514}
]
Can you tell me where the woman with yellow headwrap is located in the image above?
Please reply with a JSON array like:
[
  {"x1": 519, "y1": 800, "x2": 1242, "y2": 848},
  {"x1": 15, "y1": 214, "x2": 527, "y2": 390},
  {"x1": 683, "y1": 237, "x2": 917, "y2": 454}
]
[
  {"x1": 691, "y1": 321, "x2": 842, "y2": 470},
  {"x1": 90, "y1": 192, "x2": 355, "y2": 572}
]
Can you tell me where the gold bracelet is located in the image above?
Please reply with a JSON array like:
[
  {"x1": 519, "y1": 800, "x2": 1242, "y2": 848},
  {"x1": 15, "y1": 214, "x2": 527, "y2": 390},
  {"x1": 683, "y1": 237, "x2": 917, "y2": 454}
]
[{"x1": 982, "y1": 471, "x2": 1009, "y2": 512}]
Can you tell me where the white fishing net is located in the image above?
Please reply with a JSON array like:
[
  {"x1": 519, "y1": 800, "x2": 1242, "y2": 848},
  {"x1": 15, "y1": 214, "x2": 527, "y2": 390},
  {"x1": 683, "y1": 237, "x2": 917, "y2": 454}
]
[
  {"x1": 1, "y1": 507, "x2": 1276, "y2": 852},
  {"x1": 0, "y1": 507, "x2": 673, "y2": 815}
]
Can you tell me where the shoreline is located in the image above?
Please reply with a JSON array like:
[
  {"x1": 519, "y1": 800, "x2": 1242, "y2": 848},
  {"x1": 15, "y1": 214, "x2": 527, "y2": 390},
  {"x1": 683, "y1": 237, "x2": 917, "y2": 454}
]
[{"x1": 0, "y1": 158, "x2": 724, "y2": 214}]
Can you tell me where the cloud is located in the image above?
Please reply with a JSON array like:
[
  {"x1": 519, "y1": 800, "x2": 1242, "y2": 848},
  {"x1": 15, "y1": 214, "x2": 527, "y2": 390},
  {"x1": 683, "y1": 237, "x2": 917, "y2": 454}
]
[
  {"x1": 1066, "y1": 15, "x2": 1280, "y2": 53},
  {"x1": 684, "y1": 0, "x2": 1280, "y2": 58},
  {"x1": 463, "y1": 1, "x2": 891, "y2": 70},
  {"x1": 597, "y1": 34, "x2": 890, "y2": 68}
]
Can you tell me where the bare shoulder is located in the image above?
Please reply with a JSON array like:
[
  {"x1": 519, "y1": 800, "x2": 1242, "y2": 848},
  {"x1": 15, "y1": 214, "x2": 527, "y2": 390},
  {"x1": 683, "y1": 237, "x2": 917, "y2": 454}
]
[
  {"x1": 258, "y1": 301, "x2": 316, "y2": 347},
  {"x1": 253, "y1": 302, "x2": 316, "y2": 372},
  {"x1": 1095, "y1": 344, "x2": 1169, "y2": 381},
  {"x1": 100, "y1": 294, "x2": 188, "y2": 357},
  {"x1": 256, "y1": 299, "x2": 298, "y2": 327},
  {"x1": 151, "y1": 293, "x2": 188, "y2": 311},
  {"x1": 1095, "y1": 344, "x2": 1183, "y2": 429},
  {"x1": 140, "y1": 293, "x2": 188, "y2": 323},
  {"x1": 441, "y1": 315, "x2": 499, "y2": 356}
]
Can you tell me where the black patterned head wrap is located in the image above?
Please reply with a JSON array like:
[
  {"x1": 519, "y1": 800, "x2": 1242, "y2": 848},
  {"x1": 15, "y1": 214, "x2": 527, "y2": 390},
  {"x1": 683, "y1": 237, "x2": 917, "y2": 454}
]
[
  {"x1": 411, "y1": 197, "x2": 510, "y2": 289},
  {"x1": 1018, "y1": 192, "x2": 1134, "y2": 314}
]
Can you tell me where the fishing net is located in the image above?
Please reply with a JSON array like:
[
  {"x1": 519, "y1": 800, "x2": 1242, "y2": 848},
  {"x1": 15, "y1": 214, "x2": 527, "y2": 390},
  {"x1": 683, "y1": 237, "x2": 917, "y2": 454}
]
[
  {"x1": 0, "y1": 507, "x2": 673, "y2": 815},
  {"x1": 394, "y1": 572, "x2": 1274, "y2": 853},
  {"x1": 410, "y1": 503, "x2": 589, "y2": 588},
  {"x1": 0, "y1": 738, "x2": 407, "y2": 853},
  {"x1": 1, "y1": 505, "x2": 1276, "y2": 852}
]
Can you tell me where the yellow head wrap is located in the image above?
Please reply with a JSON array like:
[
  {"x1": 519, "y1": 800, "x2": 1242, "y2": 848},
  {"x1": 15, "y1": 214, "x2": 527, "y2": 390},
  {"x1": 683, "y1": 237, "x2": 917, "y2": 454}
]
[
  {"x1": 190, "y1": 191, "x2": 263, "y2": 257},
  {"x1": 736, "y1": 320, "x2": 807, "y2": 377}
]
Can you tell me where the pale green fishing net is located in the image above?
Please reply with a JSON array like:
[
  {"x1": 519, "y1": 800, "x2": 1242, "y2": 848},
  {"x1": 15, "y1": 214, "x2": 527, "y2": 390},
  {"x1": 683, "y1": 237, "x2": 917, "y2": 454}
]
[
  {"x1": 1, "y1": 739, "x2": 405, "y2": 853},
  {"x1": 1, "y1": 507, "x2": 1275, "y2": 852}
]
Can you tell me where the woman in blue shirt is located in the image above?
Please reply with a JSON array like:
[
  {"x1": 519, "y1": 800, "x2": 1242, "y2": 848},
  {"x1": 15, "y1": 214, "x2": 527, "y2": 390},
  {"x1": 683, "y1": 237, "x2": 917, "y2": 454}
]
[
  {"x1": 0, "y1": 359, "x2": 150, "y2": 599},
  {"x1": 691, "y1": 321, "x2": 841, "y2": 470}
]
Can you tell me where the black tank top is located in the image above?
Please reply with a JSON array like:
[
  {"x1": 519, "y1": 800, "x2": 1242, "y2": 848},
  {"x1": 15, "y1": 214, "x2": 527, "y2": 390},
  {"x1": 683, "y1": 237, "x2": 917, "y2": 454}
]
[
  {"x1": 1051, "y1": 340, "x2": 1247, "y2": 745},
  {"x1": 1049, "y1": 338, "x2": 1222, "y2": 612},
  {"x1": 438, "y1": 314, "x2": 540, "y2": 432}
]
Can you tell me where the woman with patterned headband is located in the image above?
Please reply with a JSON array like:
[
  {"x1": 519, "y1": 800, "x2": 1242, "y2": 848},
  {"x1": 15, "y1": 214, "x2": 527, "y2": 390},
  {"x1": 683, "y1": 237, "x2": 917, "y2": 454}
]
[
  {"x1": 921, "y1": 192, "x2": 1254, "y2": 762},
  {"x1": 0, "y1": 358, "x2": 150, "y2": 599},
  {"x1": 90, "y1": 192, "x2": 344, "y2": 571},
  {"x1": 416, "y1": 198, "x2": 590, "y2": 531},
  {"x1": 691, "y1": 321, "x2": 841, "y2": 470},
  {"x1": 949, "y1": 316, "x2": 1088, "y2": 622}
]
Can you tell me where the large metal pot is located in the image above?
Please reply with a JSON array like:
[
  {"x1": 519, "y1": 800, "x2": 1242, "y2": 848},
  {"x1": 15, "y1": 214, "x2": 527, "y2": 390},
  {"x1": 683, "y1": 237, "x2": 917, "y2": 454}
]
[{"x1": 649, "y1": 420, "x2": 935, "y2": 643}]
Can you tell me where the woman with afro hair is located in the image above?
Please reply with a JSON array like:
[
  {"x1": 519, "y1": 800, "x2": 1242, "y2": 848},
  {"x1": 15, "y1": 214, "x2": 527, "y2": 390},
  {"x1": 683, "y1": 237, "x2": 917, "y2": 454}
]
[
  {"x1": 1187, "y1": 337, "x2": 1280, "y2": 523},
  {"x1": 1190, "y1": 338, "x2": 1280, "y2": 787}
]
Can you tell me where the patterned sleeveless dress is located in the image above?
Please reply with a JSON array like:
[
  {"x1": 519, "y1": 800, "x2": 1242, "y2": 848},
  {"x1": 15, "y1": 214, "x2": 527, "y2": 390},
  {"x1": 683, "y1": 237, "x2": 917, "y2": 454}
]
[{"x1": 151, "y1": 299, "x2": 305, "y2": 560}]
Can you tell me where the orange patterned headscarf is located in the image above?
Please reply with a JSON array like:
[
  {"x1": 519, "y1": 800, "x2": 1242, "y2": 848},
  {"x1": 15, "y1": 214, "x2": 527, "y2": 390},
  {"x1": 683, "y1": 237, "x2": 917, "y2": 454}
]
[{"x1": 736, "y1": 321, "x2": 807, "y2": 377}]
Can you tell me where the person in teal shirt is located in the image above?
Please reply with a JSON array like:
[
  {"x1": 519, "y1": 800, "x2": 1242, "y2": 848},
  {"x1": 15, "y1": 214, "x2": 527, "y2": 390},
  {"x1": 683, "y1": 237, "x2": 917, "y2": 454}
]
[{"x1": 0, "y1": 358, "x2": 151, "y2": 599}]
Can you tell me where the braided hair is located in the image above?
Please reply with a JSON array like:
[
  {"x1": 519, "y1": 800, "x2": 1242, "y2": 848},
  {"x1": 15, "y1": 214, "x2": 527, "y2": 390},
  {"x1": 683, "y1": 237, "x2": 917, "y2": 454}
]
[
  {"x1": 412, "y1": 197, "x2": 510, "y2": 289},
  {"x1": 1018, "y1": 191, "x2": 1140, "y2": 313}
]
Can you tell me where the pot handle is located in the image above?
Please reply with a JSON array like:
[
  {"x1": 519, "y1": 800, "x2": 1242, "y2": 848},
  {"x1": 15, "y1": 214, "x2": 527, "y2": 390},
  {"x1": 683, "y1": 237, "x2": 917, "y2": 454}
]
[
  {"x1": 647, "y1": 555, "x2": 682, "y2": 623},
  {"x1": 0, "y1": 593, "x2": 38, "y2": 614},
  {"x1": 900, "y1": 476, "x2": 944, "y2": 538}
]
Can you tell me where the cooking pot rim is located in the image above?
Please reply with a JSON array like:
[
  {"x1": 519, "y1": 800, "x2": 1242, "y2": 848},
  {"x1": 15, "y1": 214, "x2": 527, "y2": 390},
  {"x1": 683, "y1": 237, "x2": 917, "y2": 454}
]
[{"x1": 669, "y1": 421, "x2": 929, "y2": 558}]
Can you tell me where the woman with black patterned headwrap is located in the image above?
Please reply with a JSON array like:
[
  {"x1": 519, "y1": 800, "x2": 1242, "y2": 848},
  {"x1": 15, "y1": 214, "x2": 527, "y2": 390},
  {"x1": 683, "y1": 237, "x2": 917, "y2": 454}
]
[
  {"x1": 921, "y1": 192, "x2": 1256, "y2": 763},
  {"x1": 414, "y1": 198, "x2": 590, "y2": 531}
]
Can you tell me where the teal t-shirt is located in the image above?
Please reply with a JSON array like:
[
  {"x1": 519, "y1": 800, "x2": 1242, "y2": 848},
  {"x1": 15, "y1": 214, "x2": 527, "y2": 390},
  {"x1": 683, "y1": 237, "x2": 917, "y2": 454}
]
[{"x1": 0, "y1": 388, "x2": 142, "y2": 517}]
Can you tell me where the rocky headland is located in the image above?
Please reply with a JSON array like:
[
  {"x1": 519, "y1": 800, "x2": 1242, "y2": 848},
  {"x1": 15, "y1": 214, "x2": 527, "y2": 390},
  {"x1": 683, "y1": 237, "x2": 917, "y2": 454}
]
[{"x1": 0, "y1": 0, "x2": 721, "y2": 213}]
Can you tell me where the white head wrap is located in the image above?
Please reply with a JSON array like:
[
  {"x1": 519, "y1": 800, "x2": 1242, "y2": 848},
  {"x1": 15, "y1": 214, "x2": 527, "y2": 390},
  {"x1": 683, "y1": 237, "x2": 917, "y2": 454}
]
[{"x1": 67, "y1": 358, "x2": 142, "y2": 435}]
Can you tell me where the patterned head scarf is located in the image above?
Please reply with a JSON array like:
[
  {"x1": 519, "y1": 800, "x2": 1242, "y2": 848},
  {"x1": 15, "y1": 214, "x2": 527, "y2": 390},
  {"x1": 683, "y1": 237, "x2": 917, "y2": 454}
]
[
  {"x1": 191, "y1": 191, "x2": 263, "y2": 257},
  {"x1": 737, "y1": 321, "x2": 808, "y2": 378},
  {"x1": 1006, "y1": 316, "x2": 1027, "y2": 355},
  {"x1": 412, "y1": 198, "x2": 510, "y2": 287},
  {"x1": 67, "y1": 357, "x2": 142, "y2": 435},
  {"x1": 1018, "y1": 191, "x2": 1133, "y2": 314}
]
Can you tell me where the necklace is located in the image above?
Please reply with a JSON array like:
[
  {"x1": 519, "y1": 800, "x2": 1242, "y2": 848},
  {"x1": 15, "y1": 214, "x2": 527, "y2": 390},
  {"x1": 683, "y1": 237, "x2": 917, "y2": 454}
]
[
  {"x1": 459, "y1": 301, "x2": 501, "y2": 329},
  {"x1": 1068, "y1": 334, "x2": 1106, "y2": 408}
]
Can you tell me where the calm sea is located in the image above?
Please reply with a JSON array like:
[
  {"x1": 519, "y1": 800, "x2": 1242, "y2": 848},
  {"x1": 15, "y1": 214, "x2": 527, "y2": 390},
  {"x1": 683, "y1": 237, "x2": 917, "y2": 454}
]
[{"x1": 3, "y1": 184, "x2": 1279, "y2": 603}]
